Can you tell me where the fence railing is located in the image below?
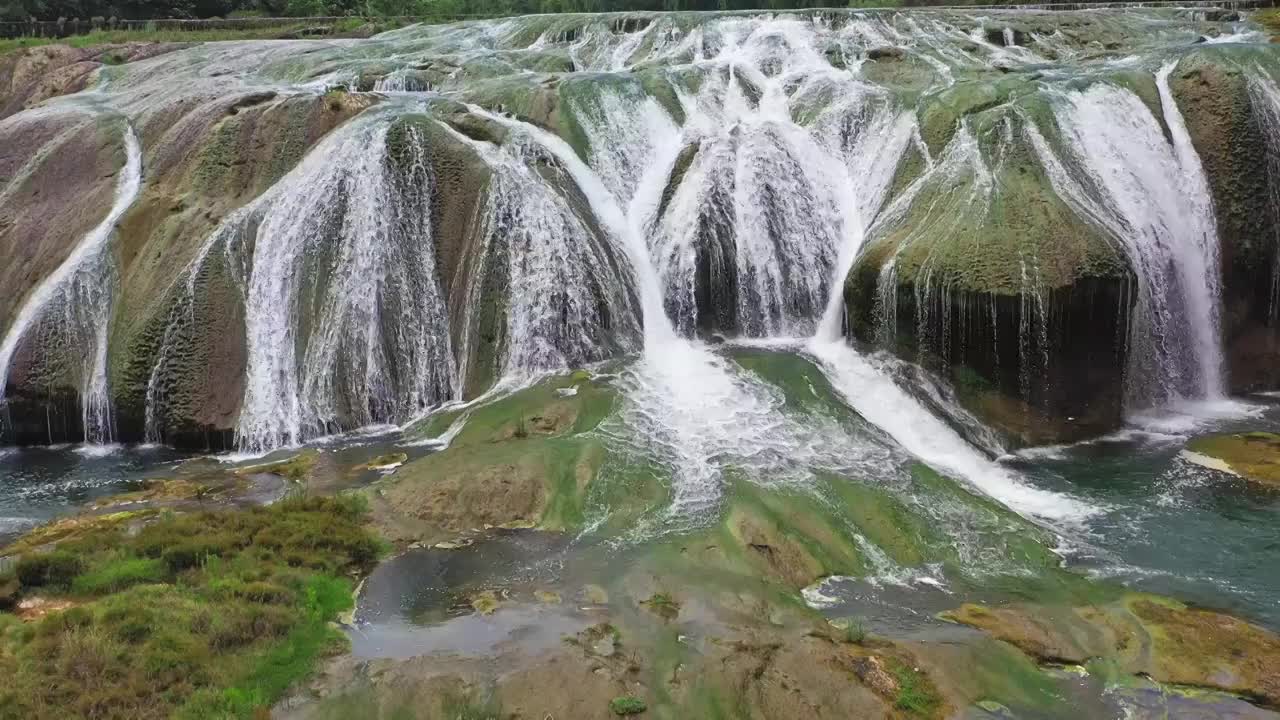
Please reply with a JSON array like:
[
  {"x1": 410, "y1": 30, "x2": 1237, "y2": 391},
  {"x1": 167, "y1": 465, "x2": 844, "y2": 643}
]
[
  {"x1": 0, "y1": 15, "x2": 494, "y2": 40},
  {"x1": 1, "y1": 1, "x2": 1274, "y2": 41}
]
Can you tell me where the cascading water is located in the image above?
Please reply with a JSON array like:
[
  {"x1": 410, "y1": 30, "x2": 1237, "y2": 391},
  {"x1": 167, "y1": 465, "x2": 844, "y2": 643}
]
[
  {"x1": 221, "y1": 112, "x2": 457, "y2": 452},
  {"x1": 0, "y1": 11, "x2": 1240, "y2": 533},
  {"x1": 1246, "y1": 69, "x2": 1280, "y2": 328},
  {"x1": 0, "y1": 123, "x2": 142, "y2": 444},
  {"x1": 445, "y1": 110, "x2": 643, "y2": 383},
  {"x1": 1031, "y1": 62, "x2": 1225, "y2": 412}
]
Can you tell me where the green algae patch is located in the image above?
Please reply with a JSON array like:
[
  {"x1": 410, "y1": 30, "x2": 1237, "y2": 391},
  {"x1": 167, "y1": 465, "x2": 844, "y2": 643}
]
[
  {"x1": 609, "y1": 695, "x2": 647, "y2": 715},
  {"x1": 371, "y1": 374, "x2": 617, "y2": 543},
  {"x1": 0, "y1": 495, "x2": 382, "y2": 720},
  {"x1": 942, "y1": 593, "x2": 1280, "y2": 708},
  {"x1": 237, "y1": 450, "x2": 318, "y2": 483},
  {"x1": 1184, "y1": 431, "x2": 1280, "y2": 487}
]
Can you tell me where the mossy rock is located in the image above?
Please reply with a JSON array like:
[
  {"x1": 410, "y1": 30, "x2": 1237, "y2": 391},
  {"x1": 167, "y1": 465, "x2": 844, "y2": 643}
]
[
  {"x1": 370, "y1": 375, "x2": 616, "y2": 543},
  {"x1": 237, "y1": 451, "x2": 317, "y2": 482},
  {"x1": 943, "y1": 593, "x2": 1280, "y2": 707},
  {"x1": 1183, "y1": 431, "x2": 1280, "y2": 487}
]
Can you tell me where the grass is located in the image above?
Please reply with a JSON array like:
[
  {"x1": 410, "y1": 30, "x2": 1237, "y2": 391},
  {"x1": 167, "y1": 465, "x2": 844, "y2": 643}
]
[
  {"x1": 610, "y1": 695, "x2": 647, "y2": 715},
  {"x1": 0, "y1": 494, "x2": 383, "y2": 720},
  {"x1": 839, "y1": 616, "x2": 867, "y2": 644},
  {"x1": 888, "y1": 659, "x2": 944, "y2": 719}
]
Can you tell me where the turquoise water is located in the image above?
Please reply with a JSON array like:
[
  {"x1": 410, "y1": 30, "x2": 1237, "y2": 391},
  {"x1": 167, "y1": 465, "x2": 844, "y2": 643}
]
[{"x1": 1016, "y1": 408, "x2": 1280, "y2": 630}]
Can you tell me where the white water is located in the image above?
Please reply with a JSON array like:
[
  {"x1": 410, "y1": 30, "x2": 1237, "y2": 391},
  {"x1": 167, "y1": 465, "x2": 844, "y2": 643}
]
[
  {"x1": 233, "y1": 113, "x2": 456, "y2": 452},
  {"x1": 1033, "y1": 62, "x2": 1225, "y2": 411},
  {"x1": 0, "y1": 123, "x2": 143, "y2": 444},
  {"x1": 495, "y1": 15, "x2": 1097, "y2": 528},
  {"x1": 1247, "y1": 69, "x2": 1280, "y2": 329},
  {"x1": 444, "y1": 112, "x2": 643, "y2": 381}
]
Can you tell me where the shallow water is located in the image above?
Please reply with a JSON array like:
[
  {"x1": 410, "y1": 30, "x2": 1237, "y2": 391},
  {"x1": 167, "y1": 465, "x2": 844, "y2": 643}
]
[
  {"x1": 0, "y1": 444, "x2": 189, "y2": 546},
  {"x1": 1015, "y1": 406, "x2": 1280, "y2": 630}
]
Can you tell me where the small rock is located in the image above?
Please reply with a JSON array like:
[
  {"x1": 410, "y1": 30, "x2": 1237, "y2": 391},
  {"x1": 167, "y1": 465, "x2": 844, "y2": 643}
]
[
  {"x1": 849, "y1": 655, "x2": 899, "y2": 698},
  {"x1": 470, "y1": 590, "x2": 502, "y2": 615},
  {"x1": 582, "y1": 584, "x2": 610, "y2": 604},
  {"x1": 866, "y1": 46, "x2": 905, "y2": 61},
  {"x1": 535, "y1": 589, "x2": 562, "y2": 604}
]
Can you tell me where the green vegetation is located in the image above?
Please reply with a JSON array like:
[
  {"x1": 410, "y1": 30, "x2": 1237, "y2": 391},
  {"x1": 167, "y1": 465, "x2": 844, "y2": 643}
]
[
  {"x1": 0, "y1": 494, "x2": 382, "y2": 720},
  {"x1": 1257, "y1": 8, "x2": 1280, "y2": 39},
  {"x1": 839, "y1": 616, "x2": 866, "y2": 644},
  {"x1": 642, "y1": 591, "x2": 679, "y2": 620},
  {"x1": 239, "y1": 450, "x2": 317, "y2": 482},
  {"x1": 610, "y1": 695, "x2": 647, "y2": 715},
  {"x1": 887, "y1": 659, "x2": 943, "y2": 719}
]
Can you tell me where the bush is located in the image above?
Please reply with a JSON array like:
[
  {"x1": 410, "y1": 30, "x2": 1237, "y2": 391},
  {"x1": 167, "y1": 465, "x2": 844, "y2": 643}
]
[
  {"x1": 610, "y1": 696, "x2": 647, "y2": 715},
  {"x1": 0, "y1": 492, "x2": 378, "y2": 719},
  {"x1": 16, "y1": 551, "x2": 83, "y2": 589},
  {"x1": 71, "y1": 557, "x2": 165, "y2": 595}
]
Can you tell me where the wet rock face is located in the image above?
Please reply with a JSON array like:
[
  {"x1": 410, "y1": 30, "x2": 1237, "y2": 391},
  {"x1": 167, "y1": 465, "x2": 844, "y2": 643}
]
[
  {"x1": 0, "y1": 44, "x2": 184, "y2": 121},
  {"x1": 1172, "y1": 49, "x2": 1280, "y2": 394},
  {"x1": 843, "y1": 96, "x2": 1133, "y2": 448},
  {"x1": 0, "y1": 81, "x2": 370, "y2": 447}
]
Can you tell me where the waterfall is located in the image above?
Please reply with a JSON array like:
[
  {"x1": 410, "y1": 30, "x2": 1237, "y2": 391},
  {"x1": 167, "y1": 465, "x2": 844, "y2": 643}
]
[
  {"x1": 0, "y1": 123, "x2": 143, "y2": 444},
  {"x1": 446, "y1": 113, "x2": 644, "y2": 382},
  {"x1": 1246, "y1": 69, "x2": 1280, "y2": 328},
  {"x1": 1031, "y1": 62, "x2": 1225, "y2": 411},
  {"x1": 230, "y1": 114, "x2": 457, "y2": 452}
]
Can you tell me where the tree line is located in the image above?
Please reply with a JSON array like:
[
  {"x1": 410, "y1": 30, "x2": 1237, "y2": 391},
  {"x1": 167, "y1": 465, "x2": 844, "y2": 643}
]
[{"x1": 0, "y1": 0, "x2": 1153, "y2": 27}]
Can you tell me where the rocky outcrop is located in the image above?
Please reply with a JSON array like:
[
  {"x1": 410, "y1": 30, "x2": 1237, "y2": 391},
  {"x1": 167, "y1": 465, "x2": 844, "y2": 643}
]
[
  {"x1": 1182, "y1": 430, "x2": 1280, "y2": 488},
  {"x1": 844, "y1": 84, "x2": 1133, "y2": 448},
  {"x1": 1172, "y1": 48, "x2": 1280, "y2": 394},
  {"x1": 0, "y1": 73, "x2": 374, "y2": 446},
  {"x1": 108, "y1": 90, "x2": 375, "y2": 448},
  {"x1": 945, "y1": 595, "x2": 1280, "y2": 708}
]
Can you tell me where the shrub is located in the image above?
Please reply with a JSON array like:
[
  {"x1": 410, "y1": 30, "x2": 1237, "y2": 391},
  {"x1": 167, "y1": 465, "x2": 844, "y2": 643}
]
[
  {"x1": 16, "y1": 551, "x2": 83, "y2": 589},
  {"x1": 840, "y1": 616, "x2": 866, "y2": 644},
  {"x1": 71, "y1": 557, "x2": 165, "y2": 595},
  {"x1": 610, "y1": 696, "x2": 647, "y2": 715}
]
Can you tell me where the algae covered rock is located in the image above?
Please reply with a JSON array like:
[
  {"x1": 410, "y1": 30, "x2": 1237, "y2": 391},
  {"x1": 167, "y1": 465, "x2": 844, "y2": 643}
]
[
  {"x1": 845, "y1": 87, "x2": 1131, "y2": 447},
  {"x1": 1182, "y1": 431, "x2": 1280, "y2": 487},
  {"x1": 1172, "y1": 47, "x2": 1280, "y2": 394},
  {"x1": 944, "y1": 595, "x2": 1280, "y2": 707},
  {"x1": 368, "y1": 374, "x2": 614, "y2": 545}
]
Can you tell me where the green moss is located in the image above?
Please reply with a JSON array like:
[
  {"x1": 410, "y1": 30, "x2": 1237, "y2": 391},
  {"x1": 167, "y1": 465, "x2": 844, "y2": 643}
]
[
  {"x1": 0, "y1": 495, "x2": 381, "y2": 720},
  {"x1": 610, "y1": 695, "x2": 648, "y2": 715},
  {"x1": 1185, "y1": 431, "x2": 1280, "y2": 486},
  {"x1": 887, "y1": 659, "x2": 944, "y2": 719},
  {"x1": 239, "y1": 451, "x2": 317, "y2": 482}
]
